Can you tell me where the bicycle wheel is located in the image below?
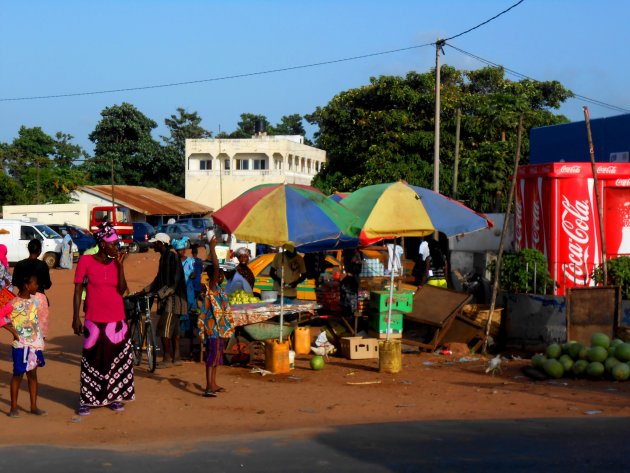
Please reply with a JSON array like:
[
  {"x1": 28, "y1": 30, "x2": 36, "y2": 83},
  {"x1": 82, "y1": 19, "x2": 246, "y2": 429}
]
[
  {"x1": 128, "y1": 319, "x2": 143, "y2": 366},
  {"x1": 145, "y1": 322, "x2": 157, "y2": 373}
]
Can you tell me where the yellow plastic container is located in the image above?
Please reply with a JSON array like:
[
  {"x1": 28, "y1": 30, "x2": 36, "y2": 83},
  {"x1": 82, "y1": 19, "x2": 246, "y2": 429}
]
[
  {"x1": 293, "y1": 327, "x2": 311, "y2": 356},
  {"x1": 378, "y1": 339, "x2": 402, "y2": 373},
  {"x1": 265, "y1": 339, "x2": 291, "y2": 373}
]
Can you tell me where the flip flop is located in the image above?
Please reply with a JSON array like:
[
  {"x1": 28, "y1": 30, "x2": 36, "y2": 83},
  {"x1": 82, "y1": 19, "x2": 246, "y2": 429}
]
[
  {"x1": 30, "y1": 408, "x2": 47, "y2": 417},
  {"x1": 108, "y1": 402, "x2": 125, "y2": 412},
  {"x1": 7, "y1": 409, "x2": 20, "y2": 418},
  {"x1": 202, "y1": 389, "x2": 217, "y2": 398},
  {"x1": 77, "y1": 406, "x2": 91, "y2": 416}
]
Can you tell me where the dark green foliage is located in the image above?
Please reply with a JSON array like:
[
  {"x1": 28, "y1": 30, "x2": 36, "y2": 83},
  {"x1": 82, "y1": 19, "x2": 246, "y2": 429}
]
[
  {"x1": 488, "y1": 248, "x2": 556, "y2": 294},
  {"x1": 593, "y1": 256, "x2": 630, "y2": 299}
]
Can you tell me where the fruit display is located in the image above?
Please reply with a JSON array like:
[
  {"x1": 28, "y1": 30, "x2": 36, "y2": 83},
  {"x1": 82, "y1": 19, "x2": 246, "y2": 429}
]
[
  {"x1": 228, "y1": 290, "x2": 261, "y2": 305},
  {"x1": 530, "y1": 332, "x2": 630, "y2": 381}
]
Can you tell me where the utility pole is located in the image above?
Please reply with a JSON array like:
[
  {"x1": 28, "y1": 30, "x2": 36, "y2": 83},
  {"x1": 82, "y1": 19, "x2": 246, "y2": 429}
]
[
  {"x1": 452, "y1": 108, "x2": 461, "y2": 199},
  {"x1": 433, "y1": 39, "x2": 445, "y2": 195},
  {"x1": 111, "y1": 156, "x2": 115, "y2": 208}
]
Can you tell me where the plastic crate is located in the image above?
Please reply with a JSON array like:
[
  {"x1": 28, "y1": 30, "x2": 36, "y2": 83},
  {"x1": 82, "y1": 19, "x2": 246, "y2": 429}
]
[
  {"x1": 369, "y1": 310, "x2": 404, "y2": 335},
  {"x1": 369, "y1": 290, "x2": 413, "y2": 313},
  {"x1": 341, "y1": 337, "x2": 379, "y2": 359}
]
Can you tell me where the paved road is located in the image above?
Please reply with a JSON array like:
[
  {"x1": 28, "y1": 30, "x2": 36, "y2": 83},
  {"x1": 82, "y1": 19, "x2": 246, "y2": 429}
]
[{"x1": 2, "y1": 417, "x2": 628, "y2": 472}]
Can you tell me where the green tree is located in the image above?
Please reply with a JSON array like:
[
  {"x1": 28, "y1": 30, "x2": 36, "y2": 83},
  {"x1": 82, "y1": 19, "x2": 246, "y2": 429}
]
[
  {"x1": 52, "y1": 132, "x2": 86, "y2": 168},
  {"x1": 162, "y1": 107, "x2": 212, "y2": 157},
  {"x1": 229, "y1": 113, "x2": 271, "y2": 138},
  {"x1": 308, "y1": 66, "x2": 572, "y2": 211},
  {"x1": 85, "y1": 102, "x2": 160, "y2": 187}
]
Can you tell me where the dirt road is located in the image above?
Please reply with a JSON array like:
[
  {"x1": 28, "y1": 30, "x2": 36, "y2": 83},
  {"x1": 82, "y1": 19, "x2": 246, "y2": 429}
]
[{"x1": 0, "y1": 250, "x2": 628, "y2": 448}]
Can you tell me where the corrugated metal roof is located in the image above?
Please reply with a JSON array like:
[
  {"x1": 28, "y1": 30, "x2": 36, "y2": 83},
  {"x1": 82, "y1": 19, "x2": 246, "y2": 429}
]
[{"x1": 81, "y1": 185, "x2": 212, "y2": 216}]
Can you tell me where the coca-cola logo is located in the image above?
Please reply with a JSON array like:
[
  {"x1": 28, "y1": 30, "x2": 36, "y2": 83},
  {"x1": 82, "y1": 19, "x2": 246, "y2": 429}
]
[
  {"x1": 559, "y1": 165, "x2": 581, "y2": 174},
  {"x1": 514, "y1": 194, "x2": 523, "y2": 250},
  {"x1": 597, "y1": 165, "x2": 617, "y2": 174},
  {"x1": 561, "y1": 195, "x2": 593, "y2": 285},
  {"x1": 616, "y1": 178, "x2": 630, "y2": 186},
  {"x1": 532, "y1": 198, "x2": 541, "y2": 247}
]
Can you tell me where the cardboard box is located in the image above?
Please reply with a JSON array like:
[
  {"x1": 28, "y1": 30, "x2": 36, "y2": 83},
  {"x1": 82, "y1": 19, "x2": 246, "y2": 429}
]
[{"x1": 341, "y1": 337, "x2": 379, "y2": 359}]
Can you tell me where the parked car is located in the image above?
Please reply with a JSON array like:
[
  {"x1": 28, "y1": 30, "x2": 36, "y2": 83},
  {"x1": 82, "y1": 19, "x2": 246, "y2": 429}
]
[
  {"x1": 47, "y1": 223, "x2": 96, "y2": 255},
  {"x1": 130, "y1": 222, "x2": 156, "y2": 253},
  {"x1": 176, "y1": 217, "x2": 213, "y2": 234},
  {"x1": 156, "y1": 223, "x2": 204, "y2": 247}
]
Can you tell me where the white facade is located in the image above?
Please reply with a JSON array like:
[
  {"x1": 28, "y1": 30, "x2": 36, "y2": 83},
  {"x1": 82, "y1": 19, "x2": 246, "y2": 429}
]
[{"x1": 185, "y1": 135, "x2": 326, "y2": 209}]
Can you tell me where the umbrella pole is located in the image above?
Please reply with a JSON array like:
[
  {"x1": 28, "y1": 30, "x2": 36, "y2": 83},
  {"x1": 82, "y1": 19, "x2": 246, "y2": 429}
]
[
  {"x1": 280, "y1": 252, "x2": 285, "y2": 343},
  {"x1": 386, "y1": 242, "x2": 396, "y2": 341}
]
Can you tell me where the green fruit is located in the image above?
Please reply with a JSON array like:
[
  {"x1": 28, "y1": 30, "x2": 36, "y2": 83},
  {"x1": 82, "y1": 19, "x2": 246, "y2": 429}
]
[
  {"x1": 591, "y1": 332, "x2": 610, "y2": 349},
  {"x1": 614, "y1": 343, "x2": 630, "y2": 362},
  {"x1": 586, "y1": 361, "x2": 605, "y2": 378},
  {"x1": 572, "y1": 360, "x2": 589, "y2": 377},
  {"x1": 558, "y1": 354, "x2": 574, "y2": 372},
  {"x1": 578, "y1": 345, "x2": 590, "y2": 360},
  {"x1": 546, "y1": 343, "x2": 562, "y2": 359},
  {"x1": 562, "y1": 341, "x2": 576, "y2": 355},
  {"x1": 531, "y1": 354, "x2": 547, "y2": 370},
  {"x1": 604, "y1": 357, "x2": 621, "y2": 373},
  {"x1": 310, "y1": 355, "x2": 325, "y2": 370},
  {"x1": 611, "y1": 338, "x2": 624, "y2": 348},
  {"x1": 543, "y1": 359, "x2": 564, "y2": 379},
  {"x1": 587, "y1": 346, "x2": 608, "y2": 363},
  {"x1": 568, "y1": 343, "x2": 583, "y2": 360},
  {"x1": 611, "y1": 362, "x2": 630, "y2": 381}
]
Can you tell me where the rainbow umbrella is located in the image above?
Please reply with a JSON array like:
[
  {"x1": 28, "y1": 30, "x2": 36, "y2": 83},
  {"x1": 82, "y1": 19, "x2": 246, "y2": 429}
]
[
  {"x1": 342, "y1": 181, "x2": 492, "y2": 342},
  {"x1": 212, "y1": 184, "x2": 359, "y2": 252},
  {"x1": 341, "y1": 181, "x2": 493, "y2": 245},
  {"x1": 212, "y1": 183, "x2": 360, "y2": 343}
]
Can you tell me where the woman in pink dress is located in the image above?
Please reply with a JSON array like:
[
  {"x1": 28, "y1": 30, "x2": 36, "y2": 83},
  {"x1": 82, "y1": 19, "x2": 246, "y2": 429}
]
[{"x1": 72, "y1": 222, "x2": 134, "y2": 416}]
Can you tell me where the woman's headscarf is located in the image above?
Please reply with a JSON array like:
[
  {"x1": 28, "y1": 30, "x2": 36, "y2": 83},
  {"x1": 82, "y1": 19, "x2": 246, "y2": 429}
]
[
  {"x1": 172, "y1": 236, "x2": 190, "y2": 250},
  {"x1": 93, "y1": 222, "x2": 119, "y2": 244},
  {"x1": 234, "y1": 247, "x2": 250, "y2": 259},
  {"x1": 0, "y1": 244, "x2": 8, "y2": 268}
]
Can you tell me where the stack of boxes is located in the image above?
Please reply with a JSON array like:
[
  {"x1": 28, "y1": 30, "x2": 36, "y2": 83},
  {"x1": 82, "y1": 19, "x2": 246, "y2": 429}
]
[{"x1": 367, "y1": 290, "x2": 413, "y2": 338}]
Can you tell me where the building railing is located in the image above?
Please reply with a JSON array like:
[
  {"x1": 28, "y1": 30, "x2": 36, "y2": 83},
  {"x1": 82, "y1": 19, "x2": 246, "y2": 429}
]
[{"x1": 187, "y1": 169, "x2": 317, "y2": 178}]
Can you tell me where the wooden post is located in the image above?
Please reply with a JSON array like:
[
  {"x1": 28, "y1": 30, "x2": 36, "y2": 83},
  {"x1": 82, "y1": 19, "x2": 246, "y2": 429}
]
[
  {"x1": 482, "y1": 114, "x2": 524, "y2": 354},
  {"x1": 583, "y1": 106, "x2": 608, "y2": 285}
]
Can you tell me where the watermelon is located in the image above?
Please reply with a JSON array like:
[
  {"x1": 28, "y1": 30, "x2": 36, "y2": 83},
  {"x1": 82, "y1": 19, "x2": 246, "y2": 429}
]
[
  {"x1": 531, "y1": 354, "x2": 547, "y2": 370},
  {"x1": 611, "y1": 362, "x2": 630, "y2": 381},
  {"x1": 310, "y1": 355, "x2": 325, "y2": 370},
  {"x1": 572, "y1": 359, "x2": 589, "y2": 377},
  {"x1": 604, "y1": 357, "x2": 621, "y2": 374},
  {"x1": 614, "y1": 343, "x2": 630, "y2": 362},
  {"x1": 611, "y1": 338, "x2": 624, "y2": 348},
  {"x1": 587, "y1": 361, "x2": 605, "y2": 378},
  {"x1": 587, "y1": 346, "x2": 608, "y2": 363},
  {"x1": 568, "y1": 342, "x2": 583, "y2": 360},
  {"x1": 543, "y1": 359, "x2": 564, "y2": 379},
  {"x1": 578, "y1": 345, "x2": 590, "y2": 360},
  {"x1": 562, "y1": 341, "x2": 576, "y2": 355},
  {"x1": 591, "y1": 332, "x2": 610, "y2": 349},
  {"x1": 546, "y1": 343, "x2": 562, "y2": 359},
  {"x1": 558, "y1": 354, "x2": 574, "y2": 372}
]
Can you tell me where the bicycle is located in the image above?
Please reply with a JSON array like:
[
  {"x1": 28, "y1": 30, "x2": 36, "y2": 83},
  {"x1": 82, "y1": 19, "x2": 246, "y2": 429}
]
[{"x1": 124, "y1": 293, "x2": 158, "y2": 373}]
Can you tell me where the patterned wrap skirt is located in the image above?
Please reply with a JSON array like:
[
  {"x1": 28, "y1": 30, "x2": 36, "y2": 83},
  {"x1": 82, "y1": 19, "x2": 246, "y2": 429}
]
[{"x1": 80, "y1": 320, "x2": 135, "y2": 407}]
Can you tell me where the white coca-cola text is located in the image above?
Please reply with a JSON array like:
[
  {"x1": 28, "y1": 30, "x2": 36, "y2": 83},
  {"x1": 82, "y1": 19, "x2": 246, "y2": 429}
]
[
  {"x1": 615, "y1": 178, "x2": 630, "y2": 187},
  {"x1": 514, "y1": 191, "x2": 523, "y2": 250},
  {"x1": 559, "y1": 165, "x2": 581, "y2": 174},
  {"x1": 597, "y1": 165, "x2": 617, "y2": 174},
  {"x1": 561, "y1": 195, "x2": 593, "y2": 285},
  {"x1": 531, "y1": 198, "x2": 541, "y2": 248}
]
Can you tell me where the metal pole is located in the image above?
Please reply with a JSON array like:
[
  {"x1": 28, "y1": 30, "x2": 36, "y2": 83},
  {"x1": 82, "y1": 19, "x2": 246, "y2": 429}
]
[
  {"x1": 452, "y1": 108, "x2": 461, "y2": 199},
  {"x1": 483, "y1": 114, "x2": 524, "y2": 354},
  {"x1": 433, "y1": 40, "x2": 444, "y2": 194},
  {"x1": 583, "y1": 106, "x2": 607, "y2": 285}
]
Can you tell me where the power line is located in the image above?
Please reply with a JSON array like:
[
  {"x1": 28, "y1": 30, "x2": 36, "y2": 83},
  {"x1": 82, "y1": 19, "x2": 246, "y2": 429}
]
[
  {"x1": 445, "y1": 0, "x2": 526, "y2": 41},
  {"x1": 445, "y1": 43, "x2": 630, "y2": 114}
]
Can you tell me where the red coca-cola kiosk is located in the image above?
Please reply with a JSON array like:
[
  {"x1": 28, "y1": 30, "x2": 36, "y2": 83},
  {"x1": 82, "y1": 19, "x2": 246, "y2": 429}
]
[{"x1": 515, "y1": 162, "x2": 630, "y2": 295}]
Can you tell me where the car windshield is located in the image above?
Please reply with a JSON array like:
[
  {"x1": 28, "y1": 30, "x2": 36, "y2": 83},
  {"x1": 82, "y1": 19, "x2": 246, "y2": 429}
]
[
  {"x1": 35, "y1": 225, "x2": 61, "y2": 239},
  {"x1": 179, "y1": 224, "x2": 196, "y2": 232}
]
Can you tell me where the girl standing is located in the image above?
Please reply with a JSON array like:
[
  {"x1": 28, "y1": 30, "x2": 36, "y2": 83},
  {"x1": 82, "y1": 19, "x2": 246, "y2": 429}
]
[
  {"x1": 197, "y1": 237, "x2": 234, "y2": 397},
  {"x1": 72, "y1": 222, "x2": 134, "y2": 416}
]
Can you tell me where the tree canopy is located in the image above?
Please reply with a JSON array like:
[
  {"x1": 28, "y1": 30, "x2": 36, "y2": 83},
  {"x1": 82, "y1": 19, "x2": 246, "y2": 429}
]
[{"x1": 308, "y1": 65, "x2": 573, "y2": 212}]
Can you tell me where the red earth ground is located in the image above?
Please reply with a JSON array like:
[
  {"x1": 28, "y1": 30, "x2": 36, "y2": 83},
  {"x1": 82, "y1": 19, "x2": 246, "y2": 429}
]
[{"x1": 0, "y1": 249, "x2": 628, "y2": 449}]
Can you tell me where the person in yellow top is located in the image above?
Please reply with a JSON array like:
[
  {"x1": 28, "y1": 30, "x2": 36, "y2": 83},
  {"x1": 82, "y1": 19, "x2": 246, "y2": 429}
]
[{"x1": 270, "y1": 245, "x2": 307, "y2": 299}]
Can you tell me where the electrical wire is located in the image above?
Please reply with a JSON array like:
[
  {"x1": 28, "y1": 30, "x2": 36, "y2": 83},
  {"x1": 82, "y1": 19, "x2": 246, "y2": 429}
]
[
  {"x1": 446, "y1": 43, "x2": 630, "y2": 114},
  {"x1": 445, "y1": 0, "x2": 526, "y2": 41}
]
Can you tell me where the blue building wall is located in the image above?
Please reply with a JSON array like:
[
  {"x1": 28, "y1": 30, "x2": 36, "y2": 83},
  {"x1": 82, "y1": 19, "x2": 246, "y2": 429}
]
[{"x1": 529, "y1": 113, "x2": 630, "y2": 164}]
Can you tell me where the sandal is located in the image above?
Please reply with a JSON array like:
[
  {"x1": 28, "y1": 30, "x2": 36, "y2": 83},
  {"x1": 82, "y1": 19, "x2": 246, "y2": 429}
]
[
  {"x1": 202, "y1": 389, "x2": 217, "y2": 398},
  {"x1": 77, "y1": 406, "x2": 91, "y2": 416},
  {"x1": 108, "y1": 402, "x2": 125, "y2": 412},
  {"x1": 7, "y1": 408, "x2": 20, "y2": 418},
  {"x1": 30, "y1": 408, "x2": 47, "y2": 417}
]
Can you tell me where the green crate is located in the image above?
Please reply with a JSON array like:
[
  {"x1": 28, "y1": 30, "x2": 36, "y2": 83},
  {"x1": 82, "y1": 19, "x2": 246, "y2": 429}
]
[
  {"x1": 369, "y1": 290, "x2": 413, "y2": 313},
  {"x1": 369, "y1": 310, "x2": 404, "y2": 335}
]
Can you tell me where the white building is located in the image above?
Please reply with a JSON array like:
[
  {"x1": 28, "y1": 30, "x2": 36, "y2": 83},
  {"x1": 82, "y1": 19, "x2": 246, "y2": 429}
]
[{"x1": 185, "y1": 135, "x2": 326, "y2": 210}]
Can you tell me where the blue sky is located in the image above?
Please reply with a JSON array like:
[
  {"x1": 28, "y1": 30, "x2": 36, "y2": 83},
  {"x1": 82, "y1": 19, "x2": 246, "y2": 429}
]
[{"x1": 1, "y1": 0, "x2": 628, "y2": 152}]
